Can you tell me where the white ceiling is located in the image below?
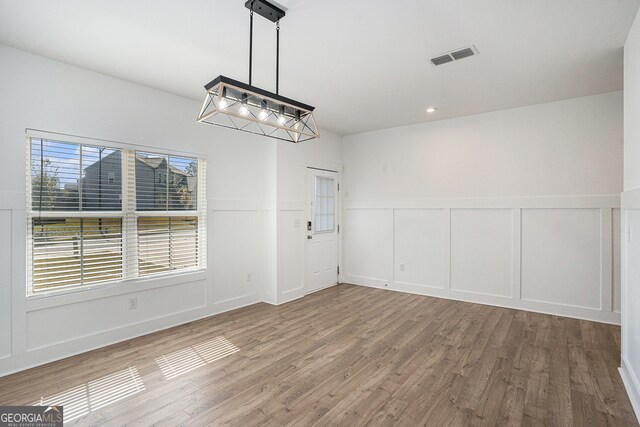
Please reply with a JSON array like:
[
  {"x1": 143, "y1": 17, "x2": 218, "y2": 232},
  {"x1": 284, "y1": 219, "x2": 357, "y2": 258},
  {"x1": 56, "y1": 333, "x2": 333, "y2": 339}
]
[{"x1": 0, "y1": 0, "x2": 638, "y2": 135}]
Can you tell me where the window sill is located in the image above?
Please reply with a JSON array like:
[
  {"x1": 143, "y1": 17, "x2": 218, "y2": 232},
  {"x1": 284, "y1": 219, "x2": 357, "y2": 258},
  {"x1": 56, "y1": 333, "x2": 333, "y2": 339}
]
[{"x1": 25, "y1": 269, "x2": 208, "y2": 312}]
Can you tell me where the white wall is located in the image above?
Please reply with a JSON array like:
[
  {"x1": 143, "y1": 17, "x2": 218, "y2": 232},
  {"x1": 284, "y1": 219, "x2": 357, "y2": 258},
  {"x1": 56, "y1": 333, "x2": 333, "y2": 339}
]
[
  {"x1": 0, "y1": 44, "x2": 341, "y2": 376},
  {"x1": 621, "y1": 8, "x2": 640, "y2": 420},
  {"x1": 343, "y1": 92, "x2": 623, "y2": 324}
]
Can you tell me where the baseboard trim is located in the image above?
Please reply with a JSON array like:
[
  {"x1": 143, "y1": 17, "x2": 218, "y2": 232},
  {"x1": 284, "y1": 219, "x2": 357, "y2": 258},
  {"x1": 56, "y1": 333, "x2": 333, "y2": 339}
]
[
  {"x1": 620, "y1": 359, "x2": 640, "y2": 423},
  {"x1": 274, "y1": 283, "x2": 339, "y2": 305},
  {"x1": 277, "y1": 289, "x2": 305, "y2": 305},
  {"x1": 344, "y1": 278, "x2": 620, "y2": 325}
]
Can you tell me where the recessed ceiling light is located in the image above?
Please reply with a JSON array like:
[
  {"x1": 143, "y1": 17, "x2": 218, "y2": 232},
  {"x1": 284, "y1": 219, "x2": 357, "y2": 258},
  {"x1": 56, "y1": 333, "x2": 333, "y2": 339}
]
[{"x1": 426, "y1": 107, "x2": 437, "y2": 113}]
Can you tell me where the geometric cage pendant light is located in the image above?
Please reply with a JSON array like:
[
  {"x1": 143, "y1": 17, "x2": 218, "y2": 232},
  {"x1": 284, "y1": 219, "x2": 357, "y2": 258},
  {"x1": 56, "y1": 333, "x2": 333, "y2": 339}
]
[{"x1": 197, "y1": 0, "x2": 319, "y2": 143}]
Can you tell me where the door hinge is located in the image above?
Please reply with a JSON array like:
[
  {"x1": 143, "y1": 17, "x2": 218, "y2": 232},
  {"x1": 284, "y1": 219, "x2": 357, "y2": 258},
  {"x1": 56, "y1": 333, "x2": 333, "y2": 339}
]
[
  {"x1": 337, "y1": 266, "x2": 340, "y2": 275},
  {"x1": 337, "y1": 224, "x2": 340, "y2": 233},
  {"x1": 337, "y1": 183, "x2": 340, "y2": 191}
]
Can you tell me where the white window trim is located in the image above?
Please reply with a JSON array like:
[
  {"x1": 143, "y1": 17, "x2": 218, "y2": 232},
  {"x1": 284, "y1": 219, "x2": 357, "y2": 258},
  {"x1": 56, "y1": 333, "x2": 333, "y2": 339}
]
[{"x1": 25, "y1": 130, "x2": 207, "y2": 299}]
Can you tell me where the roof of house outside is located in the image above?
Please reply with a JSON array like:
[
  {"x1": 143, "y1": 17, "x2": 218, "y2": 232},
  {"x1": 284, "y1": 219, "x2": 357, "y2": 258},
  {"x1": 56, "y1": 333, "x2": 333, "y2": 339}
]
[{"x1": 85, "y1": 152, "x2": 195, "y2": 181}]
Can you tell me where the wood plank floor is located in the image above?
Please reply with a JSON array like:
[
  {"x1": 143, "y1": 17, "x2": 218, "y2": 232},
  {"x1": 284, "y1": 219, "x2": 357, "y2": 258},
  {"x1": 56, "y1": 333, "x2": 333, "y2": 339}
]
[{"x1": 0, "y1": 284, "x2": 637, "y2": 426}]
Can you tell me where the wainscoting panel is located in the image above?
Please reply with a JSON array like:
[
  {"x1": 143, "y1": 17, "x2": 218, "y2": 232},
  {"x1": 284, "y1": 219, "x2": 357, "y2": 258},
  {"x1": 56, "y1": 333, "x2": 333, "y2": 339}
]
[
  {"x1": 393, "y1": 209, "x2": 446, "y2": 289},
  {"x1": 521, "y1": 208, "x2": 602, "y2": 310},
  {"x1": 278, "y1": 209, "x2": 305, "y2": 297},
  {"x1": 344, "y1": 209, "x2": 389, "y2": 284},
  {"x1": 450, "y1": 209, "x2": 513, "y2": 298},
  {"x1": 26, "y1": 280, "x2": 208, "y2": 350},
  {"x1": 613, "y1": 208, "x2": 622, "y2": 313},
  {"x1": 211, "y1": 210, "x2": 259, "y2": 304},
  {"x1": 343, "y1": 196, "x2": 621, "y2": 324}
]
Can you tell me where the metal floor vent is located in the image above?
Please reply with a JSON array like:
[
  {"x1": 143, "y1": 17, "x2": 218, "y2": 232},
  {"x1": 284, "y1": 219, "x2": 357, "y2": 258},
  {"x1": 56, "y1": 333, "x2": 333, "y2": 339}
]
[{"x1": 430, "y1": 45, "x2": 479, "y2": 66}]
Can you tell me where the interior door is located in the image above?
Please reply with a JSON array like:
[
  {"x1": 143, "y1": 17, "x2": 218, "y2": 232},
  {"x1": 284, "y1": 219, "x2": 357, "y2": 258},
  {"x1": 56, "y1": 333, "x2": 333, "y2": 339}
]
[{"x1": 305, "y1": 168, "x2": 339, "y2": 293}]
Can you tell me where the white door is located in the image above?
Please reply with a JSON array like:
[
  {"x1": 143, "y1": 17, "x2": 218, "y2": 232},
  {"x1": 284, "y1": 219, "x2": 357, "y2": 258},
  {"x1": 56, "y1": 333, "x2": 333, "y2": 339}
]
[{"x1": 305, "y1": 168, "x2": 339, "y2": 293}]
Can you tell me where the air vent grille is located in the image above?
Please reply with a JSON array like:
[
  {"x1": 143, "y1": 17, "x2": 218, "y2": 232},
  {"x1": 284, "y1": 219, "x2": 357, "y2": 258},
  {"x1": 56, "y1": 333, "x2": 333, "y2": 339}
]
[
  {"x1": 431, "y1": 45, "x2": 479, "y2": 66},
  {"x1": 431, "y1": 54, "x2": 454, "y2": 66},
  {"x1": 451, "y1": 48, "x2": 475, "y2": 60}
]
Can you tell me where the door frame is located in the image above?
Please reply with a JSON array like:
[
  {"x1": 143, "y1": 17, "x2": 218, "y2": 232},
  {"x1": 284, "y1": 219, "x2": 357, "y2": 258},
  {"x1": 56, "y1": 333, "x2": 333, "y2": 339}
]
[{"x1": 303, "y1": 161, "x2": 342, "y2": 295}]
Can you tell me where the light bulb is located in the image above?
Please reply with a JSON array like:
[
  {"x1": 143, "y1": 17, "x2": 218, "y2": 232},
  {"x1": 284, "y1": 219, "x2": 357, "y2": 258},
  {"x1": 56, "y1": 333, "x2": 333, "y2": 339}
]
[
  {"x1": 259, "y1": 109, "x2": 268, "y2": 121},
  {"x1": 219, "y1": 98, "x2": 228, "y2": 110},
  {"x1": 239, "y1": 105, "x2": 249, "y2": 116},
  {"x1": 277, "y1": 105, "x2": 287, "y2": 125}
]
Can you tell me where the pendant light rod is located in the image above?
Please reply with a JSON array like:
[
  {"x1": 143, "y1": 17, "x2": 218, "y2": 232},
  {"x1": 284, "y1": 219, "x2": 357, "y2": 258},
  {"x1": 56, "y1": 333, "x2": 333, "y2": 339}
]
[
  {"x1": 276, "y1": 20, "x2": 280, "y2": 94},
  {"x1": 248, "y1": 0, "x2": 254, "y2": 85},
  {"x1": 243, "y1": 0, "x2": 285, "y2": 92}
]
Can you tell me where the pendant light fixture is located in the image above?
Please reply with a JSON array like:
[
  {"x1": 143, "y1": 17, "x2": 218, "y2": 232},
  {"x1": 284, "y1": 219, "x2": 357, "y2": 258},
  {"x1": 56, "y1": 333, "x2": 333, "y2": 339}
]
[{"x1": 197, "y1": 0, "x2": 319, "y2": 143}]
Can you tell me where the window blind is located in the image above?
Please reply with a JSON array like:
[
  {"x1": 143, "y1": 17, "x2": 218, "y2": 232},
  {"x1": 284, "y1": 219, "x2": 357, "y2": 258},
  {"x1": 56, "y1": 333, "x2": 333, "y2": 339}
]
[
  {"x1": 26, "y1": 136, "x2": 207, "y2": 296},
  {"x1": 137, "y1": 216, "x2": 198, "y2": 277},
  {"x1": 31, "y1": 218, "x2": 123, "y2": 291}
]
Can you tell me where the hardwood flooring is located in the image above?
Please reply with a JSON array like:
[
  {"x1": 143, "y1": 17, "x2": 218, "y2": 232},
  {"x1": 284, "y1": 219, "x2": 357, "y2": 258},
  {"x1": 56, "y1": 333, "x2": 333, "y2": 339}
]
[{"x1": 0, "y1": 284, "x2": 637, "y2": 426}]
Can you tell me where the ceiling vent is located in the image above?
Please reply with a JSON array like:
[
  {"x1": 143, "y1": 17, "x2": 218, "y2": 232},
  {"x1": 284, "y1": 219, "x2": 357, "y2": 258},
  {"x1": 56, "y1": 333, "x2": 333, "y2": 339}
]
[{"x1": 430, "y1": 45, "x2": 479, "y2": 66}]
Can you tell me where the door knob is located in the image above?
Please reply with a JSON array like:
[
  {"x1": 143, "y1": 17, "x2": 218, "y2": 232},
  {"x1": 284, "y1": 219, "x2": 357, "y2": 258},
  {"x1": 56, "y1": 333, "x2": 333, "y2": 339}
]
[{"x1": 307, "y1": 235, "x2": 313, "y2": 239}]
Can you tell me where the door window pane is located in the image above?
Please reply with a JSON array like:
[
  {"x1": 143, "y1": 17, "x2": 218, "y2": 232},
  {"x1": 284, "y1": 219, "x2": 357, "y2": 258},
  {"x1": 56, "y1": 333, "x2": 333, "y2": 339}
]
[{"x1": 314, "y1": 176, "x2": 335, "y2": 233}]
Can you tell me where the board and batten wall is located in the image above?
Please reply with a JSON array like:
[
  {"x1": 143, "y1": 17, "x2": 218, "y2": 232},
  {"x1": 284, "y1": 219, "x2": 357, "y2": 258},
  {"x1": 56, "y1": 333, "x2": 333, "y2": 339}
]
[
  {"x1": 621, "y1": 7, "x2": 640, "y2": 420},
  {"x1": 0, "y1": 44, "x2": 341, "y2": 376},
  {"x1": 342, "y1": 91, "x2": 623, "y2": 325}
]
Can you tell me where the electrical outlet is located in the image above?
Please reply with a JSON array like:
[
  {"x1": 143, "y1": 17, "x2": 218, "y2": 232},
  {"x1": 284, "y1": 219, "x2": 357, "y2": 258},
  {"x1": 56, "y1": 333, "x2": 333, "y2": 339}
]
[
  {"x1": 399, "y1": 263, "x2": 406, "y2": 272},
  {"x1": 246, "y1": 272, "x2": 252, "y2": 282},
  {"x1": 128, "y1": 297, "x2": 137, "y2": 310}
]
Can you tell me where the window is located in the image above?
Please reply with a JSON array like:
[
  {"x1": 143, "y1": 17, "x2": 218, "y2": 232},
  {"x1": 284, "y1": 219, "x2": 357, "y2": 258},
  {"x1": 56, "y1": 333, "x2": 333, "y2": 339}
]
[
  {"x1": 314, "y1": 176, "x2": 335, "y2": 233},
  {"x1": 27, "y1": 135, "x2": 206, "y2": 295},
  {"x1": 134, "y1": 151, "x2": 200, "y2": 277}
]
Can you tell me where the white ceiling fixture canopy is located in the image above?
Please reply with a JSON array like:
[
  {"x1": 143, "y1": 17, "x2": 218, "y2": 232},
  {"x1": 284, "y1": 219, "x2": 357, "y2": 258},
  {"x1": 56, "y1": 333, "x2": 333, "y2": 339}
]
[{"x1": 196, "y1": 0, "x2": 319, "y2": 143}]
